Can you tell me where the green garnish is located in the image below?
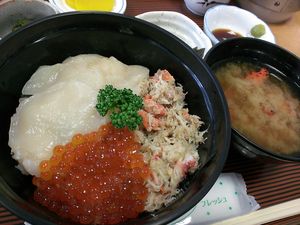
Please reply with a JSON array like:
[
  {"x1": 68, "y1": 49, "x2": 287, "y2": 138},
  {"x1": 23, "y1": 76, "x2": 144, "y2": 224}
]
[
  {"x1": 12, "y1": 18, "x2": 31, "y2": 32},
  {"x1": 96, "y1": 85, "x2": 143, "y2": 130},
  {"x1": 250, "y1": 24, "x2": 266, "y2": 38}
]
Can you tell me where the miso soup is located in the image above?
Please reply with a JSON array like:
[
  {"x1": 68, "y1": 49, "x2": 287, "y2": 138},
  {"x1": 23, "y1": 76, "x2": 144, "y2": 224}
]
[{"x1": 213, "y1": 60, "x2": 300, "y2": 155}]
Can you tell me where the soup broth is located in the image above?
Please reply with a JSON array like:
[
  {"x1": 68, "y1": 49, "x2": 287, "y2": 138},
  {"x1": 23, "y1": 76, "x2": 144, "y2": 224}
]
[{"x1": 213, "y1": 60, "x2": 300, "y2": 155}]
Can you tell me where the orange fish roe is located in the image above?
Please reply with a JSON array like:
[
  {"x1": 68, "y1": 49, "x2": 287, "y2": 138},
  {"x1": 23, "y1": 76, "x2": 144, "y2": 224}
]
[
  {"x1": 245, "y1": 67, "x2": 269, "y2": 82},
  {"x1": 32, "y1": 123, "x2": 150, "y2": 225}
]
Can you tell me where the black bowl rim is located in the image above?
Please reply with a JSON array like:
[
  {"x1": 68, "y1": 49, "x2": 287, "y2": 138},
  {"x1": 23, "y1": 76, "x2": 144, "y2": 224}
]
[
  {"x1": 205, "y1": 37, "x2": 300, "y2": 62},
  {"x1": 0, "y1": 11, "x2": 231, "y2": 225},
  {"x1": 205, "y1": 37, "x2": 300, "y2": 162}
]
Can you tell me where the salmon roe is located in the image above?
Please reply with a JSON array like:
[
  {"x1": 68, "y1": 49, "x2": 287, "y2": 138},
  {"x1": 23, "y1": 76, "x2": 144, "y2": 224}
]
[{"x1": 33, "y1": 123, "x2": 150, "y2": 225}]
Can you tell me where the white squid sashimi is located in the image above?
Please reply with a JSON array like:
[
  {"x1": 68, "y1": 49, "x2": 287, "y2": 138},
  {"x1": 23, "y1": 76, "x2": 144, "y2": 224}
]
[
  {"x1": 22, "y1": 54, "x2": 149, "y2": 95},
  {"x1": 9, "y1": 81, "x2": 108, "y2": 177}
]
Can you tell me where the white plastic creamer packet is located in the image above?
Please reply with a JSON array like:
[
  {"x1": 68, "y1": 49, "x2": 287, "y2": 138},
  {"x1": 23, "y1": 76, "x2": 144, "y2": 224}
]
[{"x1": 169, "y1": 173, "x2": 260, "y2": 225}]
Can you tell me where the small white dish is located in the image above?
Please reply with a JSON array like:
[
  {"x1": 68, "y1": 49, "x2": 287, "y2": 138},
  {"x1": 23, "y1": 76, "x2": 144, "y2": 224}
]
[
  {"x1": 136, "y1": 11, "x2": 212, "y2": 56},
  {"x1": 49, "y1": 0, "x2": 126, "y2": 14},
  {"x1": 204, "y1": 5, "x2": 276, "y2": 45}
]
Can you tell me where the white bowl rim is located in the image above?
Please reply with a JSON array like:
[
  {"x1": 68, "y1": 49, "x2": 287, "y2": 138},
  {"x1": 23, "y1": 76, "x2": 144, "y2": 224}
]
[{"x1": 0, "y1": 0, "x2": 59, "y2": 13}]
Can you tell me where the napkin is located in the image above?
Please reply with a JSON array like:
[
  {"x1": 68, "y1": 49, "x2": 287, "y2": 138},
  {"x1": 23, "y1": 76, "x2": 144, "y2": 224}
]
[{"x1": 170, "y1": 173, "x2": 260, "y2": 225}]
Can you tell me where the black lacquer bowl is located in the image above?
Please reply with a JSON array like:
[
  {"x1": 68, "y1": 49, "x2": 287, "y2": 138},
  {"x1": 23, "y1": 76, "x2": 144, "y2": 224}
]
[
  {"x1": 205, "y1": 37, "x2": 300, "y2": 164},
  {"x1": 0, "y1": 12, "x2": 231, "y2": 225}
]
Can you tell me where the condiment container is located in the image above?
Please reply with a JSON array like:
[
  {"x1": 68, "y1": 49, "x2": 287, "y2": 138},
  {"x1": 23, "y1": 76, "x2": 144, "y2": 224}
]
[
  {"x1": 203, "y1": 5, "x2": 275, "y2": 45},
  {"x1": 183, "y1": 0, "x2": 230, "y2": 16},
  {"x1": 49, "y1": 0, "x2": 126, "y2": 13}
]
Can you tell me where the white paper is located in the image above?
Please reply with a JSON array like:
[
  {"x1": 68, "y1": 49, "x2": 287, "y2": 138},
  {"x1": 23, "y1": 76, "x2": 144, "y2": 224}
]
[{"x1": 170, "y1": 173, "x2": 260, "y2": 225}]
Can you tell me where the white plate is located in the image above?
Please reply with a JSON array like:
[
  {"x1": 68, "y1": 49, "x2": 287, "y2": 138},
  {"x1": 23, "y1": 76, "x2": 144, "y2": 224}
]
[
  {"x1": 49, "y1": 0, "x2": 126, "y2": 14},
  {"x1": 204, "y1": 5, "x2": 276, "y2": 45},
  {"x1": 136, "y1": 11, "x2": 212, "y2": 56}
]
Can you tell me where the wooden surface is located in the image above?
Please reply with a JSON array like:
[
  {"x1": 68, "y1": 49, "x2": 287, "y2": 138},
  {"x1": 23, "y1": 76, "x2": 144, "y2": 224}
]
[
  {"x1": 0, "y1": 1, "x2": 300, "y2": 225},
  {"x1": 269, "y1": 11, "x2": 300, "y2": 57},
  {"x1": 223, "y1": 151, "x2": 300, "y2": 225}
]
